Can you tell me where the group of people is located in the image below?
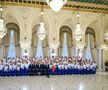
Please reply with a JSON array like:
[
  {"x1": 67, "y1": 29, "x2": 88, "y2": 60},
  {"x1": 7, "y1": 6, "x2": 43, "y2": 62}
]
[
  {"x1": 0, "y1": 56, "x2": 97, "y2": 77},
  {"x1": 50, "y1": 56, "x2": 96, "y2": 75},
  {"x1": 0, "y1": 57, "x2": 49, "y2": 77}
]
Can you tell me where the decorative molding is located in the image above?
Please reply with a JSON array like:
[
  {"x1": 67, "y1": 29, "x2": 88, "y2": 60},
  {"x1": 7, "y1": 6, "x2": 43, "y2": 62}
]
[
  {"x1": 19, "y1": 41, "x2": 31, "y2": 49},
  {"x1": 3, "y1": 0, "x2": 108, "y2": 14}
]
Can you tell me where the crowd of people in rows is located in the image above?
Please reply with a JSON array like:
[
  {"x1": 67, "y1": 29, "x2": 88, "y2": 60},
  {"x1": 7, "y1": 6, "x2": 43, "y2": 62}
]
[
  {"x1": 0, "y1": 56, "x2": 97, "y2": 77},
  {"x1": 50, "y1": 56, "x2": 96, "y2": 75}
]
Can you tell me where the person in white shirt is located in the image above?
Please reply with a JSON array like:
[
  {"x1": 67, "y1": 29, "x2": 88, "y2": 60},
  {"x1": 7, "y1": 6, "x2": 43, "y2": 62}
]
[
  {"x1": 24, "y1": 61, "x2": 29, "y2": 76},
  {"x1": 21, "y1": 61, "x2": 25, "y2": 76},
  {"x1": 9, "y1": 62, "x2": 14, "y2": 76},
  {"x1": 4, "y1": 63, "x2": 9, "y2": 76},
  {"x1": 16, "y1": 62, "x2": 21, "y2": 76}
]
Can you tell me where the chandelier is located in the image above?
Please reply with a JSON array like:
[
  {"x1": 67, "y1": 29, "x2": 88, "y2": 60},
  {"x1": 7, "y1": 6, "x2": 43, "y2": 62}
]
[
  {"x1": 0, "y1": 8, "x2": 7, "y2": 39},
  {"x1": 37, "y1": 7, "x2": 47, "y2": 40},
  {"x1": 46, "y1": 0, "x2": 67, "y2": 12},
  {"x1": 74, "y1": 12, "x2": 82, "y2": 41}
]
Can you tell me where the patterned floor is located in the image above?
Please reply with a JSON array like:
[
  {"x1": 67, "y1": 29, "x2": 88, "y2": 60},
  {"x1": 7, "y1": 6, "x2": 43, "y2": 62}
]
[{"x1": 0, "y1": 72, "x2": 108, "y2": 90}]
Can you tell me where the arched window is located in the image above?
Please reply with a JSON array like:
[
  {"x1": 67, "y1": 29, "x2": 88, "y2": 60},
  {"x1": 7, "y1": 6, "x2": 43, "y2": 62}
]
[
  {"x1": 2, "y1": 23, "x2": 20, "y2": 58},
  {"x1": 59, "y1": 26, "x2": 72, "y2": 57},
  {"x1": 31, "y1": 25, "x2": 48, "y2": 58},
  {"x1": 85, "y1": 27, "x2": 96, "y2": 61}
]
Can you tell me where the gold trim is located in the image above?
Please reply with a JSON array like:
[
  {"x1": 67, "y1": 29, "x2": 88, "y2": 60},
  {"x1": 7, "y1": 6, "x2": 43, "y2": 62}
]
[{"x1": 2, "y1": 0, "x2": 108, "y2": 14}]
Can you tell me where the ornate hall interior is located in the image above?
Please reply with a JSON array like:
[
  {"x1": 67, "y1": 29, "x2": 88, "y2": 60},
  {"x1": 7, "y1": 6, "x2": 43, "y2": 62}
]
[{"x1": 0, "y1": 0, "x2": 108, "y2": 90}]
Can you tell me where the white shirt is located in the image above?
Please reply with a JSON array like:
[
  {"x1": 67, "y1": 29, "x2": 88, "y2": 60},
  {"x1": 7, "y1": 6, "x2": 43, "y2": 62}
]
[
  {"x1": 4, "y1": 64, "x2": 9, "y2": 71},
  {"x1": 17, "y1": 64, "x2": 21, "y2": 70},
  {"x1": 0, "y1": 64, "x2": 4, "y2": 70},
  {"x1": 9, "y1": 64, "x2": 14, "y2": 70},
  {"x1": 21, "y1": 63, "x2": 24, "y2": 69}
]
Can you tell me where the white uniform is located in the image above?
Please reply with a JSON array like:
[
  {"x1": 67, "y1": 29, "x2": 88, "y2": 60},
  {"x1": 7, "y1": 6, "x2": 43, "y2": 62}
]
[
  {"x1": 14, "y1": 64, "x2": 17, "y2": 70},
  {"x1": 64, "y1": 65, "x2": 68, "y2": 70},
  {"x1": 25, "y1": 63, "x2": 29, "y2": 69},
  {"x1": 77, "y1": 65, "x2": 81, "y2": 70},
  {"x1": 9, "y1": 64, "x2": 14, "y2": 71},
  {"x1": 4, "y1": 64, "x2": 9, "y2": 71},
  {"x1": 0, "y1": 64, "x2": 4, "y2": 70},
  {"x1": 17, "y1": 64, "x2": 21, "y2": 71},
  {"x1": 21, "y1": 63, "x2": 24, "y2": 69}
]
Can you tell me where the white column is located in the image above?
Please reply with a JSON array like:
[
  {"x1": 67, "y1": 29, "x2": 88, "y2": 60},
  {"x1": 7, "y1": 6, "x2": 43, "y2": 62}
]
[
  {"x1": 74, "y1": 46, "x2": 84, "y2": 57},
  {"x1": 98, "y1": 49, "x2": 104, "y2": 71},
  {"x1": 103, "y1": 49, "x2": 106, "y2": 71},
  {"x1": 75, "y1": 48, "x2": 79, "y2": 56},
  {"x1": 20, "y1": 41, "x2": 31, "y2": 57},
  {"x1": 46, "y1": 45, "x2": 49, "y2": 57},
  {"x1": 0, "y1": 39, "x2": 2, "y2": 59},
  {"x1": 96, "y1": 49, "x2": 99, "y2": 69},
  {"x1": 0, "y1": 39, "x2": 4, "y2": 59},
  {"x1": 72, "y1": 48, "x2": 75, "y2": 57},
  {"x1": 50, "y1": 47, "x2": 58, "y2": 57},
  {"x1": 1, "y1": 45, "x2": 4, "y2": 59},
  {"x1": 49, "y1": 42, "x2": 59, "y2": 57},
  {"x1": 79, "y1": 48, "x2": 84, "y2": 57}
]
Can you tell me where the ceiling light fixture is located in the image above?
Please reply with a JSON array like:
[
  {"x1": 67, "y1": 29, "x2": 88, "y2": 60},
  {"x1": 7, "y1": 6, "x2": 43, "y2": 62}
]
[
  {"x1": 46, "y1": 0, "x2": 67, "y2": 12},
  {"x1": 37, "y1": 5, "x2": 47, "y2": 40},
  {"x1": 74, "y1": 12, "x2": 82, "y2": 41}
]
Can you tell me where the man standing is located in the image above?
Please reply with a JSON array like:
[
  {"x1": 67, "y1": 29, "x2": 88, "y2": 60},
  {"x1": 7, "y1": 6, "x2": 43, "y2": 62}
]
[{"x1": 46, "y1": 58, "x2": 50, "y2": 78}]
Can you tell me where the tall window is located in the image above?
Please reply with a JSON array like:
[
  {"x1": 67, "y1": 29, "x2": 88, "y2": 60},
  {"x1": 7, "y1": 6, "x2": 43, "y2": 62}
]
[
  {"x1": 8, "y1": 30, "x2": 16, "y2": 58},
  {"x1": 85, "y1": 27, "x2": 95, "y2": 61},
  {"x1": 59, "y1": 26, "x2": 72, "y2": 57}
]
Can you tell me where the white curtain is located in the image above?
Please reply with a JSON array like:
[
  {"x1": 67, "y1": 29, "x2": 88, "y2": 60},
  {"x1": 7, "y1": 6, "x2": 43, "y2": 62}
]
[
  {"x1": 62, "y1": 33, "x2": 68, "y2": 57},
  {"x1": 8, "y1": 30, "x2": 16, "y2": 58},
  {"x1": 85, "y1": 34, "x2": 93, "y2": 61},
  {"x1": 36, "y1": 38, "x2": 43, "y2": 58}
]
